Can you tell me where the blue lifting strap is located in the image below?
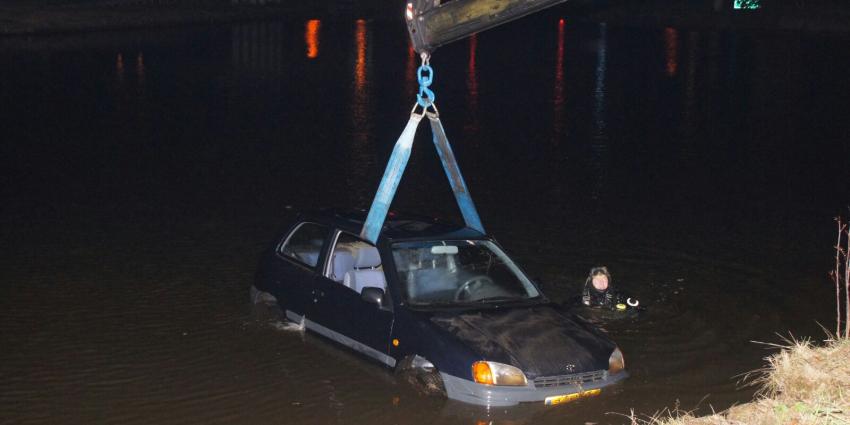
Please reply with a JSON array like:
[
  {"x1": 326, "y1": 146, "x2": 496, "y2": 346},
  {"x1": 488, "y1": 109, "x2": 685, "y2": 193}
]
[
  {"x1": 427, "y1": 111, "x2": 485, "y2": 234},
  {"x1": 360, "y1": 59, "x2": 485, "y2": 244},
  {"x1": 360, "y1": 109, "x2": 425, "y2": 243}
]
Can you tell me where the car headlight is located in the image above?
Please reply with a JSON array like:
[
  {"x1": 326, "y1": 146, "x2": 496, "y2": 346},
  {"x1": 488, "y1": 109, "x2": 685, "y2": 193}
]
[
  {"x1": 472, "y1": 361, "x2": 528, "y2": 386},
  {"x1": 608, "y1": 347, "x2": 625, "y2": 375}
]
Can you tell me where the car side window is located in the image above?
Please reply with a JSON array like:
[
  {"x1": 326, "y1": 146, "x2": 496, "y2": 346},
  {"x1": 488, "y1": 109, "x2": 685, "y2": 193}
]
[
  {"x1": 278, "y1": 222, "x2": 328, "y2": 268},
  {"x1": 326, "y1": 232, "x2": 386, "y2": 293}
]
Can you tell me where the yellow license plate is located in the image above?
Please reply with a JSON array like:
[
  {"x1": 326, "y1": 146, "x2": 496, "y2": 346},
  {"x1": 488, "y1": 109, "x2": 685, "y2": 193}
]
[{"x1": 544, "y1": 388, "x2": 601, "y2": 405}]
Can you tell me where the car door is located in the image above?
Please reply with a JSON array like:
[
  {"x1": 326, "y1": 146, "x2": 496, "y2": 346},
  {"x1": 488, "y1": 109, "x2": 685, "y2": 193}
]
[
  {"x1": 269, "y1": 222, "x2": 331, "y2": 319},
  {"x1": 346, "y1": 288, "x2": 395, "y2": 366},
  {"x1": 315, "y1": 231, "x2": 396, "y2": 366}
]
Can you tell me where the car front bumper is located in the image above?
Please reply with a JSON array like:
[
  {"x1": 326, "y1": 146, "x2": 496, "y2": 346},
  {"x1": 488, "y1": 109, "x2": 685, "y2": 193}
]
[{"x1": 440, "y1": 370, "x2": 628, "y2": 407}]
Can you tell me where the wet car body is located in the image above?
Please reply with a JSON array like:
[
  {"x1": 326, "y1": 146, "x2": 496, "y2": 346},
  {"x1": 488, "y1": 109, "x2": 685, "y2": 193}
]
[{"x1": 253, "y1": 210, "x2": 627, "y2": 406}]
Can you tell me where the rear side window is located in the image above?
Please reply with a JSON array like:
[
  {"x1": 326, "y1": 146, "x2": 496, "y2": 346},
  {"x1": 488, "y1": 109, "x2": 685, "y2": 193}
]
[{"x1": 278, "y1": 222, "x2": 329, "y2": 268}]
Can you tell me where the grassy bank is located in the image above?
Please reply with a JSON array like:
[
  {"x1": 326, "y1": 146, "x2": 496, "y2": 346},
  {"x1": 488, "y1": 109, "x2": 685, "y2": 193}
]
[{"x1": 635, "y1": 338, "x2": 849, "y2": 425}]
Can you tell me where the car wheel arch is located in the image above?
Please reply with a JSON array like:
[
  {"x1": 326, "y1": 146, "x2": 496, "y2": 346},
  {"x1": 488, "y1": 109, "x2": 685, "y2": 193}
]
[
  {"x1": 395, "y1": 354, "x2": 446, "y2": 397},
  {"x1": 396, "y1": 354, "x2": 436, "y2": 372}
]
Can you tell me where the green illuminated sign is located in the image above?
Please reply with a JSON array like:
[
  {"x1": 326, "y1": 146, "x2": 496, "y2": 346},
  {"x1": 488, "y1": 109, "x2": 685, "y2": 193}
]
[{"x1": 734, "y1": 0, "x2": 760, "y2": 9}]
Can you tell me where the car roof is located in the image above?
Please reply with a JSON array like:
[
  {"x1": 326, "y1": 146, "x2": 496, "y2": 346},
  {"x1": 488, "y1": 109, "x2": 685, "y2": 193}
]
[{"x1": 301, "y1": 209, "x2": 487, "y2": 242}]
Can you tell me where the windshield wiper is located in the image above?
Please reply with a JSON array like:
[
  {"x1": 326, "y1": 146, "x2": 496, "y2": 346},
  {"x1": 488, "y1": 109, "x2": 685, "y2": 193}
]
[
  {"x1": 407, "y1": 296, "x2": 540, "y2": 309},
  {"x1": 473, "y1": 296, "x2": 525, "y2": 303}
]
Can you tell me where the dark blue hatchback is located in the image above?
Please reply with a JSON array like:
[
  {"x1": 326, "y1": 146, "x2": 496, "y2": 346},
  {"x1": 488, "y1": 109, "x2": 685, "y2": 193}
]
[{"x1": 252, "y1": 210, "x2": 627, "y2": 406}]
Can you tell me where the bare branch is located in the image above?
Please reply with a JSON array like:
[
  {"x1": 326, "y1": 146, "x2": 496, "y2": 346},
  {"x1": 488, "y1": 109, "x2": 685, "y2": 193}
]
[
  {"x1": 845, "y1": 225, "x2": 849, "y2": 338},
  {"x1": 834, "y1": 217, "x2": 843, "y2": 336}
]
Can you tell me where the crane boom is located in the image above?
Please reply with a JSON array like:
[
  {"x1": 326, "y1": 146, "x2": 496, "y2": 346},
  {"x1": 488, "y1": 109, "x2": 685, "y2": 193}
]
[{"x1": 405, "y1": 0, "x2": 567, "y2": 54}]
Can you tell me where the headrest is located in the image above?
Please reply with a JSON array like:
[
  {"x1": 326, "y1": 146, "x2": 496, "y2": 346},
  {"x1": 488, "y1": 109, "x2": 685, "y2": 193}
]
[{"x1": 354, "y1": 246, "x2": 381, "y2": 269}]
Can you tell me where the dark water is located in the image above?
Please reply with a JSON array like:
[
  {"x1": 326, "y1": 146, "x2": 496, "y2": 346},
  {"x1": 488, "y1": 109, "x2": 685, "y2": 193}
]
[{"x1": 2, "y1": 12, "x2": 850, "y2": 424}]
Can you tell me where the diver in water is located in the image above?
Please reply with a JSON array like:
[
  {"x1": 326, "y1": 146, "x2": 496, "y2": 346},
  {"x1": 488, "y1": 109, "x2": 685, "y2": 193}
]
[{"x1": 581, "y1": 266, "x2": 640, "y2": 311}]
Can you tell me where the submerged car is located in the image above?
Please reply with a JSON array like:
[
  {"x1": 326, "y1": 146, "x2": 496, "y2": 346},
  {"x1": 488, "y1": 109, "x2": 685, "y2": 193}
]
[{"x1": 252, "y1": 210, "x2": 627, "y2": 406}]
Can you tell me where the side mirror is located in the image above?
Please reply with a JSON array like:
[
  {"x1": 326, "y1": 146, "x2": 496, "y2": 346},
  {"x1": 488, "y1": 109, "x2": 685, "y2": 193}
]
[{"x1": 361, "y1": 287, "x2": 385, "y2": 306}]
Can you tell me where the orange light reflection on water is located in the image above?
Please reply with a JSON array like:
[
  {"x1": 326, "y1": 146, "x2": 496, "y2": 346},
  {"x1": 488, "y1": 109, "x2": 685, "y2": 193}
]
[
  {"x1": 349, "y1": 19, "x2": 372, "y2": 204},
  {"x1": 554, "y1": 19, "x2": 566, "y2": 106},
  {"x1": 355, "y1": 19, "x2": 367, "y2": 90},
  {"x1": 305, "y1": 19, "x2": 321, "y2": 59},
  {"x1": 351, "y1": 19, "x2": 371, "y2": 141},
  {"x1": 405, "y1": 41, "x2": 416, "y2": 97},
  {"x1": 665, "y1": 27, "x2": 679, "y2": 77}
]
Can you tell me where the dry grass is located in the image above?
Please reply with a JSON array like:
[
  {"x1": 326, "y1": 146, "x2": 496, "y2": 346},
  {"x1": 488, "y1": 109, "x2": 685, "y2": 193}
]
[{"x1": 629, "y1": 338, "x2": 850, "y2": 425}]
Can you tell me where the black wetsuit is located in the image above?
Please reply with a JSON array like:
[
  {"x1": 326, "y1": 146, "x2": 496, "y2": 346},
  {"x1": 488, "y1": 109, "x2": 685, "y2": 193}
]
[
  {"x1": 577, "y1": 267, "x2": 643, "y2": 312},
  {"x1": 581, "y1": 284, "x2": 618, "y2": 309}
]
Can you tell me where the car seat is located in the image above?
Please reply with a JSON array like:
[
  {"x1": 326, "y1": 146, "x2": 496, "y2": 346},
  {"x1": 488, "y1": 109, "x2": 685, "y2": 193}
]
[{"x1": 343, "y1": 246, "x2": 386, "y2": 293}]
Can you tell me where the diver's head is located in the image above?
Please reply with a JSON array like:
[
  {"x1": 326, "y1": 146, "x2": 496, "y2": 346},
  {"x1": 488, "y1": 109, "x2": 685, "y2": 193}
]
[
  {"x1": 592, "y1": 274, "x2": 609, "y2": 291},
  {"x1": 588, "y1": 266, "x2": 611, "y2": 292}
]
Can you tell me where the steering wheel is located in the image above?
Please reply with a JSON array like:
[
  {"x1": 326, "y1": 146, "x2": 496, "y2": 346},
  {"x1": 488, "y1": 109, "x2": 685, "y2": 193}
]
[{"x1": 454, "y1": 275, "x2": 495, "y2": 301}]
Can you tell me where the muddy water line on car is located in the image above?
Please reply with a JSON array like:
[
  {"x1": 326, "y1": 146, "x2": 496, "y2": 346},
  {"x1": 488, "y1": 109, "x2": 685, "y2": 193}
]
[{"x1": 1, "y1": 15, "x2": 847, "y2": 425}]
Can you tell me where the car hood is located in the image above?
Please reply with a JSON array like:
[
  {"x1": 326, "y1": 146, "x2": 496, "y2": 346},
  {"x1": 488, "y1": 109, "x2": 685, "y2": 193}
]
[{"x1": 429, "y1": 305, "x2": 615, "y2": 378}]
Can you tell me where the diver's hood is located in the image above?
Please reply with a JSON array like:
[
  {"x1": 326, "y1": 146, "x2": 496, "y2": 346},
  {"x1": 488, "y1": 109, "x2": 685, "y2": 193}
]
[{"x1": 430, "y1": 305, "x2": 615, "y2": 378}]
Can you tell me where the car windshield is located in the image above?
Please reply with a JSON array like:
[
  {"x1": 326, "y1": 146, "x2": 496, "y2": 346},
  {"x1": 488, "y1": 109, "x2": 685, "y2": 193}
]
[{"x1": 392, "y1": 240, "x2": 540, "y2": 306}]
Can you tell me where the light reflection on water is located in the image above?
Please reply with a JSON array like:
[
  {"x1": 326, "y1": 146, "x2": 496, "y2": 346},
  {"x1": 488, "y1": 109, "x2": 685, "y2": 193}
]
[
  {"x1": 1, "y1": 16, "x2": 848, "y2": 425},
  {"x1": 590, "y1": 23, "x2": 609, "y2": 203},
  {"x1": 349, "y1": 19, "x2": 375, "y2": 206},
  {"x1": 136, "y1": 52, "x2": 145, "y2": 86},
  {"x1": 306, "y1": 19, "x2": 321, "y2": 59},
  {"x1": 593, "y1": 23, "x2": 607, "y2": 135},
  {"x1": 465, "y1": 34, "x2": 480, "y2": 137},
  {"x1": 116, "y1": 53, "x2": 125, "y2": 85},
  {"x1": 665, "y1": 27, "x2": 679, "y2": 77},
  {"x1": 354, "y1": 19, "x2": 368, "y2": 94},
  {"x1": 405, "y1": 41, "x2": 417, "y2": 98},
  {"x1": 552, "y1": 19, "x2": 566, "y2": 143}
]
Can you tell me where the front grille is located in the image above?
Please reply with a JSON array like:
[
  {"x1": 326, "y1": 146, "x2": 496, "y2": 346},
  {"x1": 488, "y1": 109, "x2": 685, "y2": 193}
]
[{"x1": 533, "y1": 370, "x2": 607, "y2": 388}]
